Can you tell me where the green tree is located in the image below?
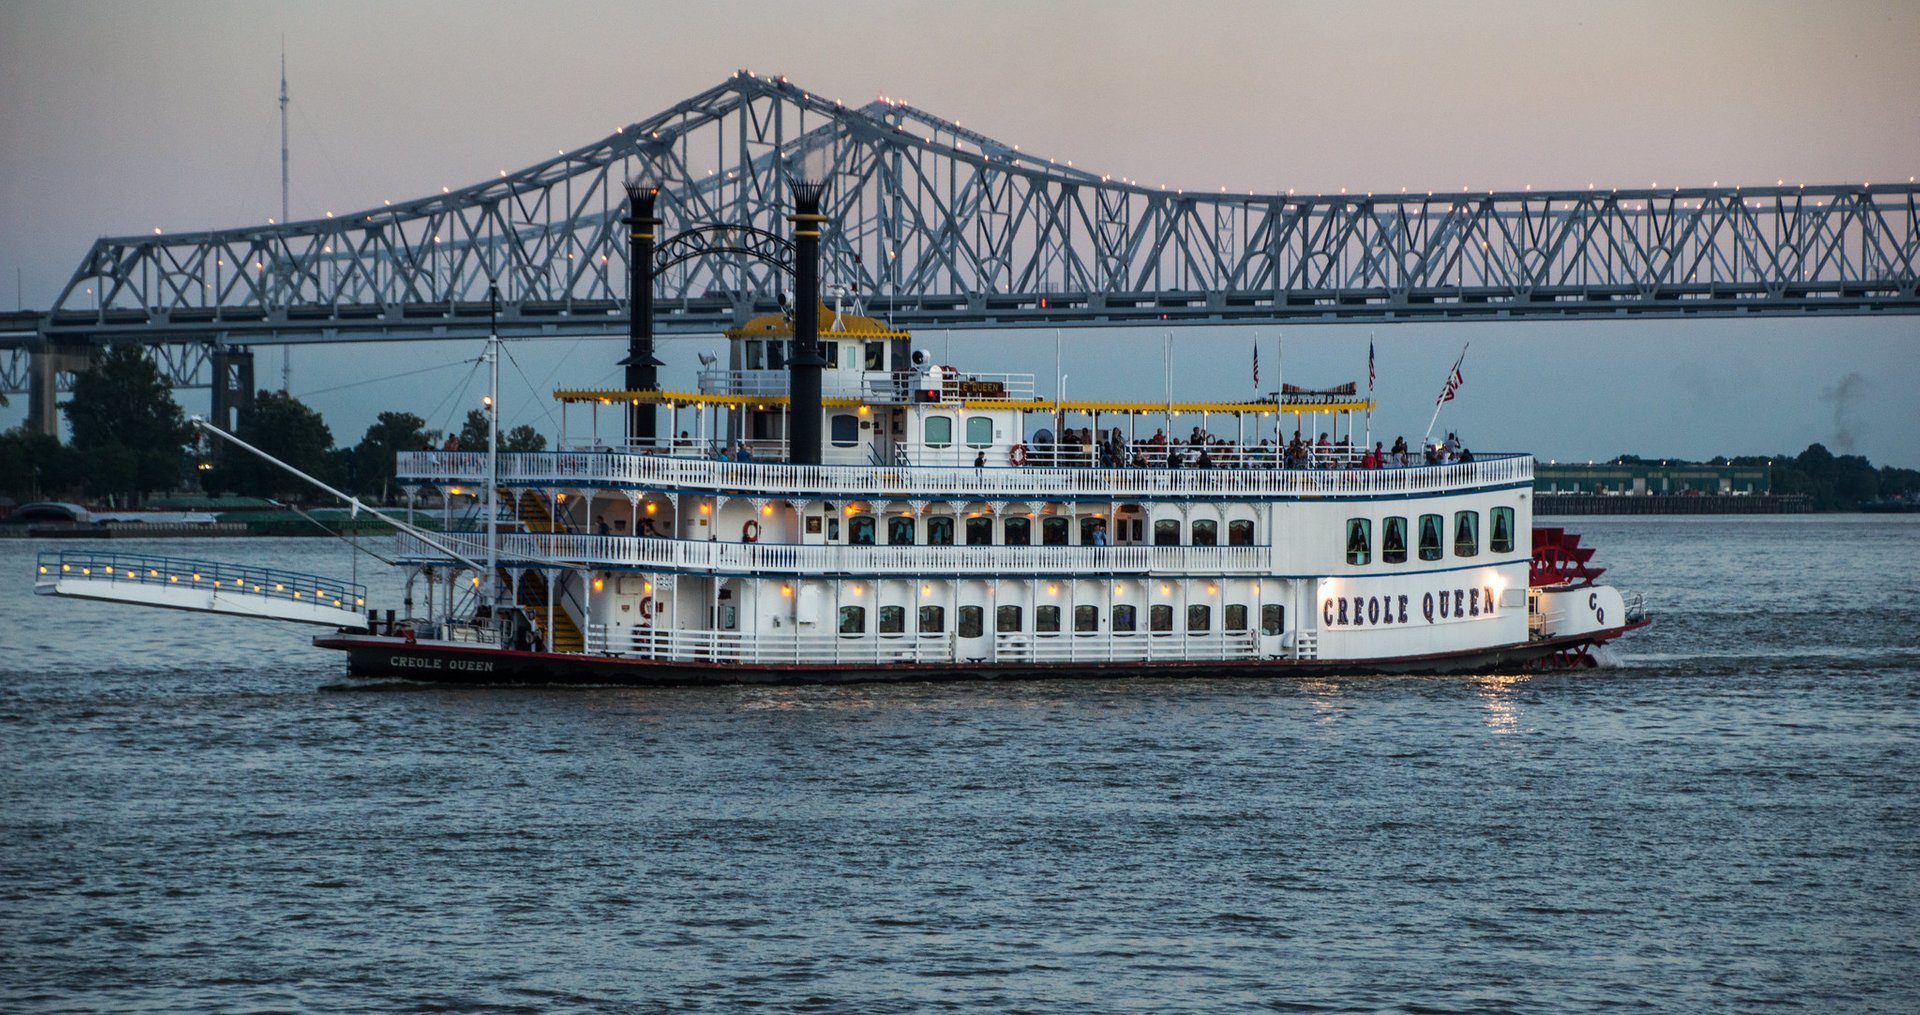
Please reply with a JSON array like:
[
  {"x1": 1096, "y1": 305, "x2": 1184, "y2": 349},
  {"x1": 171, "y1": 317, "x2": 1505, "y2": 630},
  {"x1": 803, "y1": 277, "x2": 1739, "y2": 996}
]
[
  {"x1": 215, "y1": 390, "x2": 336, "y2": 500},
  {"x1": 61, "y1": 345, "x2": 192, "y2": 504},
  {"x1": 502, "y1": 424, "x2": 546, "y2": 453},
  {"x1": 352, "y1": 411, "x2": 427, "y2": 502},
  {"x1": 0, "y1": 426, "x2": 81, "y2": 500},
  {"x1": 456, "y1": 409, "x2": 546, "y2": 453}
]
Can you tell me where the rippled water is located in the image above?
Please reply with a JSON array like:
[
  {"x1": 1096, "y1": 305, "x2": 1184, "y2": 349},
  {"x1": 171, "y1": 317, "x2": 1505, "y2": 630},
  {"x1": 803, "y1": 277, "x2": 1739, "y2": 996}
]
[{"x1": 4, "y1": 518, "x2": 1917, "y2": 1013}]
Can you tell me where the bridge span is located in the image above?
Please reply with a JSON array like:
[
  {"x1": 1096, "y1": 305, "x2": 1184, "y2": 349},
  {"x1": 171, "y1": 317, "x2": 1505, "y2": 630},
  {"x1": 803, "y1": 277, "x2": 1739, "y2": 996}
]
[{"x1": 5, "y1": 71, "x2": 1916, "y2": 431}]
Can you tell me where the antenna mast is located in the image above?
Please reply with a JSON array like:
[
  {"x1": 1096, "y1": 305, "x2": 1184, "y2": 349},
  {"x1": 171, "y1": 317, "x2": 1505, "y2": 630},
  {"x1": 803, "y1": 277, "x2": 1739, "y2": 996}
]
[{"x1": 279, "y1": 41, "x2": 291, "y2": 392}]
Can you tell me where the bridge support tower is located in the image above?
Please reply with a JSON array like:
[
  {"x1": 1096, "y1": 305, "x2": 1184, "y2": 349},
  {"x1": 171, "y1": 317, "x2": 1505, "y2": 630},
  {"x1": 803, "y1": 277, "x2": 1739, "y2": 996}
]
[
  {"x1": 26, "y1": 342, "x2": 93, "y2": 436},
  {"x1": 211, "y1": 346, "x2": 255, "y2": 433}
]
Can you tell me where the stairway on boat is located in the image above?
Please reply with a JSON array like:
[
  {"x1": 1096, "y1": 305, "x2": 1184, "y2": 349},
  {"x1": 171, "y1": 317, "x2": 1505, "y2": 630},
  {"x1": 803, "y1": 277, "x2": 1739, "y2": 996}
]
[
  {"x1": 515, "y1": 569, "x2": 584, "y2": 653},
  {"x1": 509, "y1": 489, "x2": 566, "y2": 534}
]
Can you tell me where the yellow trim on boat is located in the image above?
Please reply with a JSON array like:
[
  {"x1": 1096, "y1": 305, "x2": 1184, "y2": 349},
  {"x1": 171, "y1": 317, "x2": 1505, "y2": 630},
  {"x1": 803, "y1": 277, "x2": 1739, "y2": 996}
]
[{"x1": 555, "y1": 388, "x2": 1374, "y2": 415}]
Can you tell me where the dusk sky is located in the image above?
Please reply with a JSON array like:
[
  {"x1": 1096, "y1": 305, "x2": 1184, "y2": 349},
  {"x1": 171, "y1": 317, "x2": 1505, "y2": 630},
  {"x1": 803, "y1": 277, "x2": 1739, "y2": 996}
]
[{"x1": 3, "y1": 0, "x2": 1916, "y2": 466}]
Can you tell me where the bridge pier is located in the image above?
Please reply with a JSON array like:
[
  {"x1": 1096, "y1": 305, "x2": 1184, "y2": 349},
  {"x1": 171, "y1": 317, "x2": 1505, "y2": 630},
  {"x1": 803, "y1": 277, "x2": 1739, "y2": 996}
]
[
  {"x1": 26, "y1": 342, "x2": 93, "y2": 436},
  {"x1": 210, "y1": 346, "x2": 255, "y2": 433}
]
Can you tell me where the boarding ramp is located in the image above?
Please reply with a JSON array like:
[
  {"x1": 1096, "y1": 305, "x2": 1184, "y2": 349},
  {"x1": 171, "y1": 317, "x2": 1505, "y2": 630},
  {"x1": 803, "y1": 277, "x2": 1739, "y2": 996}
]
[{"x1": 34, "y1": 550, "x2": 369, "y2": 629}]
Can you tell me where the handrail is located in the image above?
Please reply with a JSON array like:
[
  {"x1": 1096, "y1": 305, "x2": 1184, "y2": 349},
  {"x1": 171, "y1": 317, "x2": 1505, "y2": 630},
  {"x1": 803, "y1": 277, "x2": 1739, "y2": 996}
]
[
  {"x1": 398, "y1": 450, "x2": 1533, "y2": 501},
  {"x1": 399, "y1": 531, "x2": 1274, "y2": 576},
  {"x1": 583, "y1": 623, "x2": 1261, "y2": 666},
  {"x1": 36, "y1": 549, "x2": 367, "y2": 608}
]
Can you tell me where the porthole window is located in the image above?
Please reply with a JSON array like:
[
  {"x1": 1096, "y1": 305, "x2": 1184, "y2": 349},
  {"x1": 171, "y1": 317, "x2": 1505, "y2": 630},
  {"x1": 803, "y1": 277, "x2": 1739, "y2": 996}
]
[
  {"x1": 1383, "y1": 516, "x2": 1408, "y2": 564},
  {"x1": 1454, "y1": 510, "x2": 1479, "y2": 558},
  {"x1": 1346, "y1": 518, "x2": 1372, "y2": 565},
  {"x1": 1490, "y1": 507, "x2": 1515, "y2": 554},
  {"x1": 1419, "y1": 513, "x2": 1444, "y2": 561}
]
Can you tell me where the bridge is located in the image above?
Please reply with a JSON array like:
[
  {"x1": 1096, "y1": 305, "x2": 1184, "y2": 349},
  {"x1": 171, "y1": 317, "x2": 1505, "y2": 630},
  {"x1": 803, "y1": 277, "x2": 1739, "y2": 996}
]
[{"x1": 6, "y1": 70, "x2": 1917, "y2": 431}]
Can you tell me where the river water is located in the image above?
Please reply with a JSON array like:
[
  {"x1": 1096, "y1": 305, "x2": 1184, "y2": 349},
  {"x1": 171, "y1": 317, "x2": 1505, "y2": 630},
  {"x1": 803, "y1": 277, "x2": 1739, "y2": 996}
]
[{"x1": 3, "y1": 516, "x2": 1916, "y2": 1013}]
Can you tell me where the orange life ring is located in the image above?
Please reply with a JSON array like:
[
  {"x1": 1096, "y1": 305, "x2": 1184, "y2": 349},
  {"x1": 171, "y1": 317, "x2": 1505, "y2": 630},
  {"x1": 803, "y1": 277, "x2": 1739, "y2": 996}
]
[
  {"x1": 742, "y1": 519, "x2": 761, "y2": 543},
  {"x1": 1009, "y1": 443, "x2": 1028, "y2": 466},
  {"x1": 639, "y1": 595, "x2": 656, "y2": 621}
]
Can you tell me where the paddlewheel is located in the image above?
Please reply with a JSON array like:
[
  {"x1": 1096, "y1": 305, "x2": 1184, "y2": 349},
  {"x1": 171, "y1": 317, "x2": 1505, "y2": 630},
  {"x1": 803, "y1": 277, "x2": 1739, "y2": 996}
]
[
  {"x1": 1530, "y1": 527, "x2": 1606, "y2": 588},
  {"x1": 1533, "y1": 641, "x2": 1600, "y2": 669}
]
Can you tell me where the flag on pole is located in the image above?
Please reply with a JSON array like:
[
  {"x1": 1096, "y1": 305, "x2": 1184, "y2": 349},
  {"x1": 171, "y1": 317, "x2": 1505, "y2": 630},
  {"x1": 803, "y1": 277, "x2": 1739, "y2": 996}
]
[
  {"x1": 1253, "y1": 342, "x2": 1260, "y2": 390},
  {"x1": 1435, "y1": 346, "x2": 1467, "y2": 407},
  {"x1": 1368, "y1": 338, "x2": 1375, "y2": 392}
]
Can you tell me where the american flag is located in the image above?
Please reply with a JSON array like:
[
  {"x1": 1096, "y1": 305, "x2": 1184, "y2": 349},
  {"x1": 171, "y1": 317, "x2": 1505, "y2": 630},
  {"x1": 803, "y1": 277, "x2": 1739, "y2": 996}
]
[
  {"x1": 1435, "y1": 347, "x2": 1467, "y2": 406},
  {"x1": 1368, "y1": 339, "x2": 1375, "y2": 392},
  {"x1": 1253, "y1": 343, "x2": 1260, "y2": 388}
]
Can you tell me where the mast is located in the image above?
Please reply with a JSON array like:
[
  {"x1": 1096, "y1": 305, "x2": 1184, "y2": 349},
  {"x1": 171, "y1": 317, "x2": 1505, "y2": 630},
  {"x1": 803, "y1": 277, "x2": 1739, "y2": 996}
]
[
  {"x1": 279, "y1": 42, "x2": 292, "y2": 393},
  {"x1": 485, "y1": 285, "x2": 500, "y2": 618}
]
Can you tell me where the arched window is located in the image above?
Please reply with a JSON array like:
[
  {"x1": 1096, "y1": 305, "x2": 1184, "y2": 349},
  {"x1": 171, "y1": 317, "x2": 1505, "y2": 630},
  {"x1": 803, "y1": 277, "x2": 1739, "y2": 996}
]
[
  {"x1": 1490, "y1": 507, "x2": 1515, "y2": 554},
  {"x1": 838, "y1": 605, "x2": 866, "y2": 634},
  {"x1": 1261, "y1": 604, "x2": 1285, "y2": 636},
  {"x1": 1003, "y1": 516, "x2": 1032, "y2": 545},
  {"x1": 830, "y1": 414, "x2": 859, "y2": 447},
  {"x1": 926, "y1": 516, "x2": 955, "y2": 545},
  {"x1": 888, "y1": 515, "x2": 916, "y2": 545},
  {"x1": 918, "y1": 605, "x2": 945, "y2": 633},
  {"x1": 1188, "y1": 604, "x2": 1211, "y2": 633},
  {"x1": 1149, "y1": 604, "x2": 1174, "y2": 632},
  {"x1": 1454, "y1": 510, "x2": 1479, "y2": 558},
  {"x1": 878, "y1": 605, "x2": 905, "y2": 634},
  {"x1": 1074, "y1": 605, "x2": 1099, "y2": 632},
  {"x1": 1036, "y1": 605, "x2": 1061, "y2": 633},
  {"x1": 849, "y1": 515, "x2": 876, "y2": 546},
  {"x1": 958, "y1": 605, "x2": 984, "y2": 638},
  {"x1": 1112, "y1": 604, "x2": 1138, "y2": 632},
  {"x1": 1153, "y1": 519, "x2": 1181, "y2": 546},
  {"x1": 1419, "y1": 513, "x2": 1444, "y2": 561},
  {"x1": 924, "y1": 416, "x2": 952, "y2": 448},
  {"x1": 1191, "y1": 519, "x2": 1218, "y2": 546},
  {"x1": 1042, "y1": 517, "x2": 1070, "y2": 545},
  {"x1": 1346, "y1": 518, "x2": 1372, "y2": 565},
  {"x1": 996, "y1": 605, "x2": 1023, "y2": 633},
  {"x1": 1224, "y1": 604, "x2": 1248, "y2": 631},
  {"x1": 1227, "y1": 520, "x2": 1254, "y2": 546},
  {"x1": 965, "y1": 516, "x2": 994, "y2": 545},
  {"x1": 966, "y1": 416, "x2": 993, "y2": 448},
  {"x1": 1383, "y1": 516, "x2": 1408, "y2": 564}
]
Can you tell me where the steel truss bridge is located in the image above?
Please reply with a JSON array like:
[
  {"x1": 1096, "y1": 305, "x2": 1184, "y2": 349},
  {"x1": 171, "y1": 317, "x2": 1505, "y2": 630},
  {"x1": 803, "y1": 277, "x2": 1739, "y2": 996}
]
[{"x1": 5, "y1": 70, "x2": 1917, "y2": 426}]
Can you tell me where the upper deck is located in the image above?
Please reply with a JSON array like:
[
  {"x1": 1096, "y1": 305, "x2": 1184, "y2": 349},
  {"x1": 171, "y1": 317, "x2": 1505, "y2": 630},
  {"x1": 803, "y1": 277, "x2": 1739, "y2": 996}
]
[{"x1": 397, "y1": 450, "x2": 1533, "y2": 501}]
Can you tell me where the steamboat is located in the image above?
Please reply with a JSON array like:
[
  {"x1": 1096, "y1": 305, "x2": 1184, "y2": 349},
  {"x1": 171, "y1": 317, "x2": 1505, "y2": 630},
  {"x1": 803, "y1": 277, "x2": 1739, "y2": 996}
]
[{"x1": 36, "y1": 183, "x2": 1647, "y2": 684}]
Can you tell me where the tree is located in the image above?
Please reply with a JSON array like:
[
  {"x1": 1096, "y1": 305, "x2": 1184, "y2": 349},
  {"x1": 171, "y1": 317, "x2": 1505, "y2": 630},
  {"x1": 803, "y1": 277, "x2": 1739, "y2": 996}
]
[
  {"x1": 0, "y1": 426, "x2": 81, "y2": 501},
  {"x1": 61, "y1": 345, "x2": 192, "y2": 504},
  {"x1": 215, "y1": 390, "x2": 335, "y2": 500},
  {"x1": 456, "y1": 409, "x2": 547, "y2": 453},
  {"x1": 351, "y1": 411, "x2": 427, "y2": 502}
]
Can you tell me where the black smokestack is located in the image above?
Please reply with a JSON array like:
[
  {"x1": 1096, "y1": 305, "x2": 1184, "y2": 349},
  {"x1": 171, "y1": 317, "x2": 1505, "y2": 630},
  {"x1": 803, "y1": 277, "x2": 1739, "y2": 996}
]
[
  {"x1": 622, "y1": 180, "x2": 661, "y2": 448},
  {"x1": 786, "y1": 180, "x2": 827, "y2": 466}
]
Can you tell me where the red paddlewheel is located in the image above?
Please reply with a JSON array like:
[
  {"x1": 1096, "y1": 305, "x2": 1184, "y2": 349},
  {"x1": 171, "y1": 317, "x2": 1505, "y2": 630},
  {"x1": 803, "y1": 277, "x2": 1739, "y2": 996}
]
[
  {"x1": 1531, "y1": 527, "x2": 1606, "y2": 588},
  {"x1": 1530, "y1": 642, "x2": 1598, "y2": 670}
]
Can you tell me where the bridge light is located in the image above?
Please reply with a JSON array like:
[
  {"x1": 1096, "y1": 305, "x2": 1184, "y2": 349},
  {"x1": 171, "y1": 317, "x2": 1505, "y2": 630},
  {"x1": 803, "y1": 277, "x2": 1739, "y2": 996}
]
[{"x1": 154, "y1": 227, "x2": 162, "y2": 234}]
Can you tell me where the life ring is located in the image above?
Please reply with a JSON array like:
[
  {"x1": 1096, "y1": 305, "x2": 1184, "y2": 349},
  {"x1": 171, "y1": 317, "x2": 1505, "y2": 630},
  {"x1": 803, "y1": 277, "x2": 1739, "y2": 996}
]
[
  {"x1": 1009, "y1": 443, "x2": 1028, "y2": 466},
  {"x1": 742, "y1": 519, "x2": 761, "y2": 543},
  {"x1": 639, "y1": 595, "x2": 656, "y2": 621}
]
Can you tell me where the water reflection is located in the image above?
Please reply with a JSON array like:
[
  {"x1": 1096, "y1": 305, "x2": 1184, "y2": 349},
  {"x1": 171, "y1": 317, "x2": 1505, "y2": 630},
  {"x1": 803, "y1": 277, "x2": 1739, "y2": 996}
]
[{"x1": 1471, "y1": 672, "x2": 1531, "y2": 733}]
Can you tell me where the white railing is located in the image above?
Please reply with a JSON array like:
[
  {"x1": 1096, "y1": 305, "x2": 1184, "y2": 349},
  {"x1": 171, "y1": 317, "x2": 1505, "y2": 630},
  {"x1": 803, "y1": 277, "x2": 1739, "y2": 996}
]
[
  {"x1": 583, "y1": 624, "x2": 1259, "y2": 666},
  {"x1": 398, "y1": 450, "x2": 1532, "y2": 501},
  {"x1": 398, "y1": 531, "x2": 1273, "y2": 575}
]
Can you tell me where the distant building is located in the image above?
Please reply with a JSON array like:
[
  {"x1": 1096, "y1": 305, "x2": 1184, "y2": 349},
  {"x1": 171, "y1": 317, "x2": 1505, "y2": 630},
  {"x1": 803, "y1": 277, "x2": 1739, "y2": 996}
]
[{"x1": 1534, "y1": 461, "x2": 1770, "y2": 496}]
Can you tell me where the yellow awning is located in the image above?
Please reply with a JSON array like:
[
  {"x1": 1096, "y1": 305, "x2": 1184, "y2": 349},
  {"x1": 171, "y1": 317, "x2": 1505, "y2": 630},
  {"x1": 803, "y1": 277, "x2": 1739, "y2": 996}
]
[{"x1": 555, "y1": 389, "x2": 1373, "y2": 415}]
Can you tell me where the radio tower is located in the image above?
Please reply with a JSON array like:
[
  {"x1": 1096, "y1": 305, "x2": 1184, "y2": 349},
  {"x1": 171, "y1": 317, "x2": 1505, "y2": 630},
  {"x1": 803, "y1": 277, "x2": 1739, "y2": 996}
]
[{"x1": 279, "y1": 41, "x2": 291, "y2": 393}]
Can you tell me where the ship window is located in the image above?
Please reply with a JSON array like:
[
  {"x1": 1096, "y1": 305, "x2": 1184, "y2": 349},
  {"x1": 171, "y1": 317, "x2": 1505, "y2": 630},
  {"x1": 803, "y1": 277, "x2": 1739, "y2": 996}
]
[
  {"x1": 1113, "y1": 604, "x2": 1138, "y2": 632},
  {"x1": 827, "y1": 517, "x2": 840, "y2": 540},
  {"x1": 965, "y1": 516, "x2": 994, "y2": 545},
  {"x1": 924, "y1": 416, "x2": 952, "y2": 448},
  {"x1": 767, "y1": 340, "x2": 786, "y2": 370},
  {"x1": 1036, "y1": 605, "x2": 1061, "y2": 633},
  {"x1": 997, "y1": 605, "x2": 1023, "y2": 633},
  {"x1": 878, "y1": 605, "x2": 905, "y2": 634},
  {"x1": 830, "y1": 414, "x2": 859, "y2": 448},
  {"x1": 966, "y1": 417, "x2": 993, "y2": 448},
  {"x1": 887, "y1": 515, "x2": 916, "y2": 544},
  {"x1": 1192, "y1": 519, "x2": 1218, "y2": 546},
  {"x1": 1074, "y1": 605, "x2": 1099, "y2": 632},
  {"x1": 849, "y1": 515, "x2": 876, "y2": 546},
  {"x1": 1383, "y1": 516, "x2": 1408, "y2": 564},
  {"x1": 838, "y1": 605, "x2": 866, "y2": 634},
  {"x1": 1150, "y1": 604, "x2": 1174, "y2": 633},
  {"x1": 1346, "y1": 518, "x2": 1372, "y2": 565},
  {"x1": 1490, "y1": 507, "x2": 1515, "y2": 554},
  {"x1": 1153, "y1": 519, "x2": 1181, "y2": 546},
  {"x1": 1454, "y1": 510, "x2": 1479, "y2": 558},
  {"x1": 1228, "y1": 520, "x2": 1254, "y2": 546},
  {"x1": 1188, "y1": 604, "x2": 1211, "y2": 633},
  {"x1": 1042, "y1": 517, "x2": 1070, "y2": 545},
  {"x1": 744, "y1": 341, "x2": 764, "y2": 369},
  {"x1": 1225, "y1": 604, "x2": 1248, "y2": 631},
  {"x1": 865, "y1": 341, "x2": 886, "y2": 370},
  {"x1": 927, "y1": 516, "x2": 955, "y2": 545},
  {"x1": 823, "y1": 342, "x2": 839, "y2": 368},
  {"x1": 1419, "y1": 513, "x2": 1444, "y2": 561},
  {"x1": 1261, "y1": 604, "x2": 1285, "y2": 636},
  {"x1": 919, "y1": 605, "x2": 945, "y2": 633},
  {"x1": 1003, "y1": 517, "x2": 1032, "y2": 545},
  {"x1": 958, "y1": 605, "x2": 984, "y2": 638}
]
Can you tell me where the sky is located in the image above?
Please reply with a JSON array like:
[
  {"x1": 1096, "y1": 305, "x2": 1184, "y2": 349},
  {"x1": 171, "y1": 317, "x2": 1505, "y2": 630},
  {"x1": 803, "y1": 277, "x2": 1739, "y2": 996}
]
[{"x1": 2, "y1": 0, "x2": 1917, "y2": 466}]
